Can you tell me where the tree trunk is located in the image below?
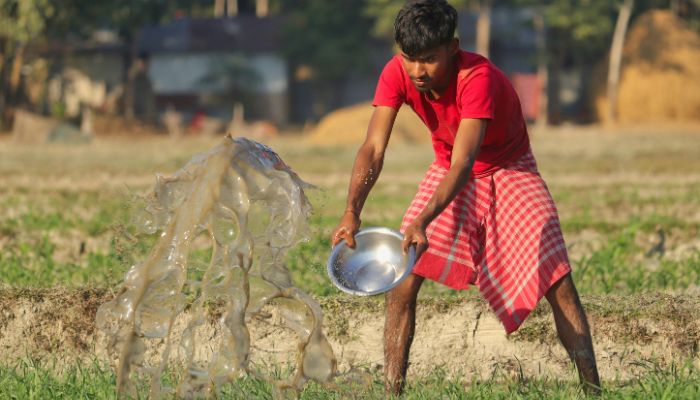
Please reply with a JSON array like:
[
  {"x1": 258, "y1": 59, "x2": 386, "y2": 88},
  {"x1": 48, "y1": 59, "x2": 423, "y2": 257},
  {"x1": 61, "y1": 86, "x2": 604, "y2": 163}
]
[
  {"x1": 534, "y1": 10, "x2": 548, "y2": 130},
  {"x1": 256, "y1": 0, "x2": 268, "y2": 17},
  {"x1": 548, "y1": 38, "x2": 564, "y2": 126},
  {"x1": 1, "y1": 42, "x2": 26, "y2": 130},
  {"x1": 214, "y1": 0, "x2": 224, "y2": 17},
  {"x1": 9, "y1": 44, "x2": 24, "y2": 100},
  {"x1": 0, "y1": 39, "x2": 5, "y2": 83},
  {"x1": 0, "y1": 39, "x2": 6, "y2": 130},
  {"x1": 475, "y1": 0, "x2": 492, "y2": 58},
  {"x1": 606, "y1": 0, "x2": 634, "y2": 125},
  {"x1": 123, "y1": 36, "x2": 139, "y2": 120},
  {"x1": 227, "y1": 0, "x2": 238, "y2": 16}
]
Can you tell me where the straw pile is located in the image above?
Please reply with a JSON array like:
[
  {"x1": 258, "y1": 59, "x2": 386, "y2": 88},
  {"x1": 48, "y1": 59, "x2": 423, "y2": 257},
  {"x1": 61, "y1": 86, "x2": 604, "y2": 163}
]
[
  {"x1": 307, "y1": 102, "x2": 429, "y2": 145},
  {"x1": 594, "y1": 10, "x2": 700, "y2": 124}
]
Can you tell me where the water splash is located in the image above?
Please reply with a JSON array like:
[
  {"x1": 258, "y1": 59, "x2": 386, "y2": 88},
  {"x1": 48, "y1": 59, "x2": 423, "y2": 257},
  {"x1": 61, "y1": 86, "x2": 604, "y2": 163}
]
[{"x1": 96, "y1": 136, "x2": 336, "y2": 398}]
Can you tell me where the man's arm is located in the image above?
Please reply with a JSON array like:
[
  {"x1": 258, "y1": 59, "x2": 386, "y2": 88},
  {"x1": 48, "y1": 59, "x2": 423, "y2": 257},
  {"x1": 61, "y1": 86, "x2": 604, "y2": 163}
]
[
  {"x1": 331, "y1": 106, "x2": 398, "y2": 248},
  {"x1": 402, "y1": 118, "x2": 487, "y2": 256}
]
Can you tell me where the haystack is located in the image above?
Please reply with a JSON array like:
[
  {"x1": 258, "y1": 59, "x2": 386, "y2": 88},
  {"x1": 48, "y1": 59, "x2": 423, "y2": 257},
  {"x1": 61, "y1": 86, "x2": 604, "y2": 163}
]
[
  {"x1": 307, "y1": 102, "x2": 429, "y2": 145},
  {"x1": 594, "y1": 10, "x2": 700, "y2": 124}
]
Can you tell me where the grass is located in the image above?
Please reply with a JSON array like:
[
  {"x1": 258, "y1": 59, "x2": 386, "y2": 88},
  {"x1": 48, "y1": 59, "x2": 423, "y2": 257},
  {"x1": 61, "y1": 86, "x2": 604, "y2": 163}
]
[
  {"x1": 572, "y1": 221, "x2": 700, "y2": 294},
  {"x1": 0, "y1": 131, "x2": 699, "y2": 295},
  {"x1": 1, "y1": 129, "x2": 699, "y2": 398},
  {"x1": 4, "y1": 211, "x2": 695, "y2": 296},
  {"x1": 0, "y1": 358, "x2": 698, "y2": 399}
]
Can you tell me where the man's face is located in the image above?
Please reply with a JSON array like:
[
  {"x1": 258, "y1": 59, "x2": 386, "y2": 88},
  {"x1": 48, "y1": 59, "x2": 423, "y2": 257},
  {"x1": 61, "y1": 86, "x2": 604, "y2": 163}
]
[{"x1": 399, "y1": 39, "x2": 458, "y2": 94}]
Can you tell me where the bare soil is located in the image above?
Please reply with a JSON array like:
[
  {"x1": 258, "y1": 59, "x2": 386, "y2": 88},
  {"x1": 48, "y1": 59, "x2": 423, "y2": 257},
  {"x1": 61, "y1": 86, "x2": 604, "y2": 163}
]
[{"x1": 1, "y1": 288, "x2": 697, "y2": 381}]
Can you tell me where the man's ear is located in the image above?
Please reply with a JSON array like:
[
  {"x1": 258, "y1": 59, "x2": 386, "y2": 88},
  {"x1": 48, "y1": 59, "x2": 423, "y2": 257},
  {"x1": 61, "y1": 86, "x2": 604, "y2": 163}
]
[{"x1": 449, "y1": 38, "x2": 459, "y2": 55}]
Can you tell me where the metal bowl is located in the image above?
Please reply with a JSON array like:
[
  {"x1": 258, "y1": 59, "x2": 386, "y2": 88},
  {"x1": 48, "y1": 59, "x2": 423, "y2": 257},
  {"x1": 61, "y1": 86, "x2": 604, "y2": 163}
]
[{"x1": 327, "y1": 227, "x2": 416, "y2": 296}]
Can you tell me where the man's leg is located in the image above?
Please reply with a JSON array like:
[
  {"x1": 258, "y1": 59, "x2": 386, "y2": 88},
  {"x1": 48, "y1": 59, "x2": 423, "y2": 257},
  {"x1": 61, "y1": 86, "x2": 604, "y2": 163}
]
[
  {"x1": 545, "y1": 273, "x2": 601, "y2": 394},
  {"x1": 384, "y1": 273, "x2": 424, "y2": 395}
]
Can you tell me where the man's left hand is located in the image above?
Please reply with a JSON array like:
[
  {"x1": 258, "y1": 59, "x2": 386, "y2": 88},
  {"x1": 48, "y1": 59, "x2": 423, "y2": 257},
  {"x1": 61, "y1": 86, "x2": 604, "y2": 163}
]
[{"x1": 402, "y1": 221, "x2": 428, "y2": 260}]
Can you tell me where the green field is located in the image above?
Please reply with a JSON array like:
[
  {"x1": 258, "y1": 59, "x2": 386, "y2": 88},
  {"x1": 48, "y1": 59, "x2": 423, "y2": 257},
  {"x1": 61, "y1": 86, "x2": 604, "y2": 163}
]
[
  {"x1": 1, "y1": 128, "x2": 699, "y2": 398},
  {"x1": 2, "y1": 357, "x2": 698, "y2": 399}
]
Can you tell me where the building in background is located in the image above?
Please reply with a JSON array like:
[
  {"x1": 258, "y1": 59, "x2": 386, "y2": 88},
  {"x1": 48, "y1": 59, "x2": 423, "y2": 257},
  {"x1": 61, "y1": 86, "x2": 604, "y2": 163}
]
[
  {"x1": 139, "y1": 15, "x2": 287, "y2": 126},
  {"x1": 22, "y1": 4, "x2": 596, "y2": 131}
]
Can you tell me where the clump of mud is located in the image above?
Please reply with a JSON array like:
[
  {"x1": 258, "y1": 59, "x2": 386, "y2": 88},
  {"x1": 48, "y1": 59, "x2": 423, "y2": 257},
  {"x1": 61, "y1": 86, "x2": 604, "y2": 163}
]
[{"x1": 96, "y1": 136, "x2": 336, "y2": 398}]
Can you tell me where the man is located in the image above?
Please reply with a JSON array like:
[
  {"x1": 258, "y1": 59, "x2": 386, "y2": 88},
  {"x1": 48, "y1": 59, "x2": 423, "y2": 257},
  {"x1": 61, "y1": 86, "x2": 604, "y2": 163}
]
[{"x1": 331, "y1": 0, "x2": 601, "y2": 396}]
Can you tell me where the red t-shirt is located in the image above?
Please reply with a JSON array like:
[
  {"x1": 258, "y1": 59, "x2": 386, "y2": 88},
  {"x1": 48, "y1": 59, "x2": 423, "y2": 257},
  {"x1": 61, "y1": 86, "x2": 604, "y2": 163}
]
[{"x1": 372, "y1": 50, "x2": 530, "y2": 178}]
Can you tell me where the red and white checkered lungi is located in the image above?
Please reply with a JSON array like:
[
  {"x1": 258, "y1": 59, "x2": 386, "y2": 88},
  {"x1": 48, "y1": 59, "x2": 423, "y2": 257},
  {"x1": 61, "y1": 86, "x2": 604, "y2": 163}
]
[{"x1": 401, "y1": 149, "x2": 571, "y2": 333}]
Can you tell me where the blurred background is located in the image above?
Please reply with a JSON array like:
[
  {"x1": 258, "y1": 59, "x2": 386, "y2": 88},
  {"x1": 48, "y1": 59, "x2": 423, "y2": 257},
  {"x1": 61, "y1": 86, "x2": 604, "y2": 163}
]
[{"x1": 1, "y1": 0, "x2": 698, "y2": 143}]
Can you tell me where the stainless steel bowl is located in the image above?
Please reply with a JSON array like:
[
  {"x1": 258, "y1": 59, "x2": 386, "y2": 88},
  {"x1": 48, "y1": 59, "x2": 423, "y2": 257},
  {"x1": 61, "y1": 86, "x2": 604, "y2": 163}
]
[{"x1": 327, "y1": 227, "x2": 416, "y2": 296}]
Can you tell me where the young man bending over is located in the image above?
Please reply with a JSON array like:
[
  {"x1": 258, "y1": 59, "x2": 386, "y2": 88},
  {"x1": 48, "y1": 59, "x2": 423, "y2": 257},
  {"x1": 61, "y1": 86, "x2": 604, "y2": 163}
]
[{"x1": 331, "y1": 0, "x2": 601, "y2": 395}]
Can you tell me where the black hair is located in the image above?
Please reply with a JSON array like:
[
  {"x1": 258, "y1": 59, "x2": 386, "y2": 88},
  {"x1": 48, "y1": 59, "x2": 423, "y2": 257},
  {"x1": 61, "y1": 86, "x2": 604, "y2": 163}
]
[{"x1": 394, "y1": 0, "x2": 457, "y2": 56}]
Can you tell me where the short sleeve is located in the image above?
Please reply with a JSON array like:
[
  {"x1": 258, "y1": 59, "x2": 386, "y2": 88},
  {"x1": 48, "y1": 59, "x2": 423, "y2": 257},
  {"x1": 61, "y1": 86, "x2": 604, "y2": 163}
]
[
  {"x1": 372, "y1": 57, "x2": 406, "y2": 110},
  {"x1": 457, "y1": 65, "x2": 495, "y2": 120}
]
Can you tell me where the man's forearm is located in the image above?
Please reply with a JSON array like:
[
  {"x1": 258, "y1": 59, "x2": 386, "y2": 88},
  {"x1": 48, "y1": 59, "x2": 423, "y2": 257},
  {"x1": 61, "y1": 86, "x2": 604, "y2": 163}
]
[
  {"x1": 345, "y1": 143, "x2": 385, "y2": 215},
  {"x1": 337, "y1": 105, "x2": 395, "y2": 222},
  {"x1": 411, "y1": 118, "x2": 486, "y2": 228},
  {"x1": 412, "y1": 159, "x2": 474, "y2": 227}
]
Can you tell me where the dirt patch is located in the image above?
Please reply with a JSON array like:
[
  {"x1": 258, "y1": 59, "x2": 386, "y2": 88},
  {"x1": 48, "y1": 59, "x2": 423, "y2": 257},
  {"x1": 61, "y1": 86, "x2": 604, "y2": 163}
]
[
  {"x1": 307, "y1": 102, "x2": 429, "y2": 145},
  {"x1": 0, "y1": 288, "x2": 111, "y2": 357},
  {"x1": 593, "y1": 10, "x2": 700, "y2": 124},
  {"x1": 0, "y1": 288, "x2": 697, "y2": 381}
]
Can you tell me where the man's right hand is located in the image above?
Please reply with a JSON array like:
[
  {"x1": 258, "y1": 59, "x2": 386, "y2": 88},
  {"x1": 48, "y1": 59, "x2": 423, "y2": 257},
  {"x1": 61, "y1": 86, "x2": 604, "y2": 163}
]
[{"x1": 331, "y1": 210, "x2": 361, "y2": 248}]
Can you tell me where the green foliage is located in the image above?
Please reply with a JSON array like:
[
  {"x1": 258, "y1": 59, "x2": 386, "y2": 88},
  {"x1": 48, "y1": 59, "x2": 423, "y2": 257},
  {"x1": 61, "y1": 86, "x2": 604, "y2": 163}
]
[
  {"x1": 0, "y1": 0, "x2": 211, "y2": 49},
  {"x1": 507, "y1": 0, "x2": 619, "y2": 65},
  {"x1": 513, "y1": 0, "x2": 700, "y2": 68},
  {"x1": 42, "y1": 0, "x2": 214, "y2": 40},
  {"x1": 365, "y1": 0, "x2": 471, "y2": 39},
  {"x1": 282, "y1": 0, "x2": 374, "y2": 83},
  {"x1": 0, "y1": 0, "x2": 51, "y2": 43},
  {"x1": 365, "y1": 0, "x2": 406, "y2": 39},
  {"x1": 542, "y1": 1, "x2": 615, "y2": 43}
]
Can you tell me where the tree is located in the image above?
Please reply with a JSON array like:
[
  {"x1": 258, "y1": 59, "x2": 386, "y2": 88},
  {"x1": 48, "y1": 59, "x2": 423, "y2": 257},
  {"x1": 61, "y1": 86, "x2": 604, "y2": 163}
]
[
  {"x1": 542, "y1": 1, "x2": 617, "y2": 123},
  {"x1": 365, "y1": 0, "x2": 472, "y2": 43},
  {"x1": 533, "y1": 8, "x2": 548, "y2": 129},
  {"x1": 42, "y1": 0, "x2": 215, "y2": 119},
  {"x1": 516, "y1": 0, "x2": 695, "y2": 125},
  {"x1": 508, "y1": 0, "x2": 619, "y2": 123},
  {"x1": 365, "y1": 0, "x2": 407, "y2": 40},
  {"x1": 0, "y1": 0, "x2": 52, "y2": 128},
  {"x1": 606, "y1": 0, "x2": 635, "y2": 124},
  {"x1": 282, "y1": 0, "x2": 374, "y2": 118},
  {"x1": 474, "y1": 0, "x2": 493, "y2": 57}
]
